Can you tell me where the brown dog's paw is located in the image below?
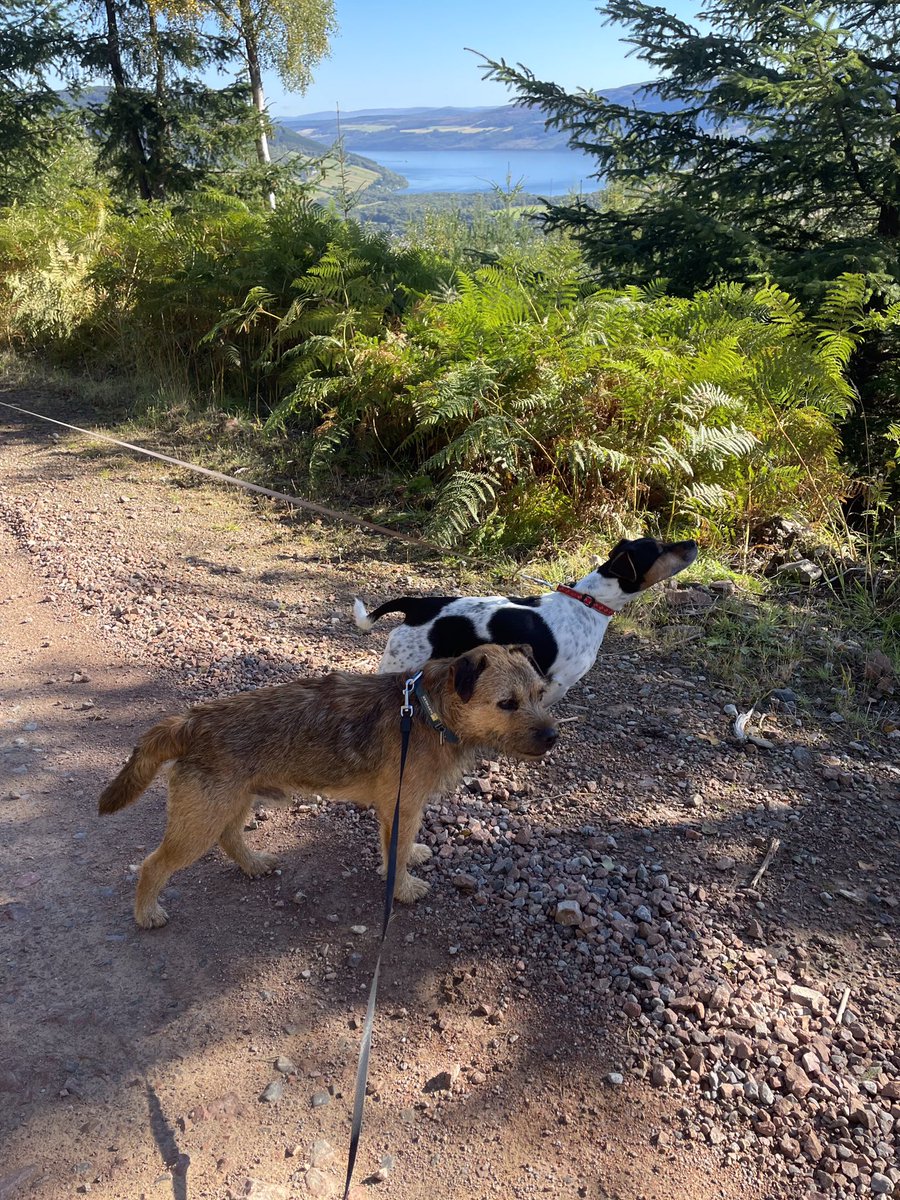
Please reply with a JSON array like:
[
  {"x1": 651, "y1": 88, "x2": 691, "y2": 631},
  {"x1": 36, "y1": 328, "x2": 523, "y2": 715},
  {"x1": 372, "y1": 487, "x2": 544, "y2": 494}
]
[
  {"x1": 379, "y1": 844, "x2": 432, "y2": 877},
  {"x1": 136, "y1": 903, "x2": 169, "y2": 929},
  {"x1": 393, "y1": 873, "x2": 430, "y2": 904},
  {"x1": 407, "y1": 843, "x2": 433, "y2": 866},
  {"x1": 241, "y1": 851, "x2": 278, "y2": 879}
]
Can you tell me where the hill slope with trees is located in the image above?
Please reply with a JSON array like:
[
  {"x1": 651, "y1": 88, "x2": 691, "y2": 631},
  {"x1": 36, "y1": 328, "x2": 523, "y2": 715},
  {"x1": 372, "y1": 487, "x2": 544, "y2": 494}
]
[{"x1": 283, "y1": 84, "x2": 679, "y2": 150}]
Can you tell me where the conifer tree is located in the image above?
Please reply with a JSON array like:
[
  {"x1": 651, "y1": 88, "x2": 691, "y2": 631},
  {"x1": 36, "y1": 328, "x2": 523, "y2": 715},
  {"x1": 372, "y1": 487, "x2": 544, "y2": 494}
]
[
  {"x1": 75, "y1": 0, "x2": 254, "y2": 201},
  {"x1": 0, "y1": 1, "x2": 75, "y2": 204},
  {"x1": 483, "y1": 1, "x2": 900, "y2": 299}
]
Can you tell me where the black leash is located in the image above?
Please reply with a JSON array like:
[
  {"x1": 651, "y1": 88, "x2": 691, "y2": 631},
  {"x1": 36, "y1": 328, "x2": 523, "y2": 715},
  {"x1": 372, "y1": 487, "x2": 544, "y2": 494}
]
[{"x1": 342, "y1": 671, "x2": 420, "y2": 1199}]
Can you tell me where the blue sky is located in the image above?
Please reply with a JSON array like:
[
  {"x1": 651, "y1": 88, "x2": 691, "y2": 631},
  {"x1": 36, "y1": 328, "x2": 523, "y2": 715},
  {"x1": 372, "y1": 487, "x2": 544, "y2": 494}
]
[{"x1": 265, "y1": 0, "x2": 701, "y2": 116}]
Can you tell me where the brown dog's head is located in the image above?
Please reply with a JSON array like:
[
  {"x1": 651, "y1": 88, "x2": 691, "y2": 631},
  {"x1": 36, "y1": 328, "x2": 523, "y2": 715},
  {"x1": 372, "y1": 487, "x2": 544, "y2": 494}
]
[{"x1": 424, "y1": 643, "x2": 558, "y2": 760}]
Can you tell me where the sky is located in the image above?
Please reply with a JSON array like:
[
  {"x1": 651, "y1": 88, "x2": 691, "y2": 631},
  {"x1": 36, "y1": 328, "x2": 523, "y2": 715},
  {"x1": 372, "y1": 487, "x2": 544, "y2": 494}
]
[{"x1": 264, "y1": 0, "x2": 702, "y2": 117}]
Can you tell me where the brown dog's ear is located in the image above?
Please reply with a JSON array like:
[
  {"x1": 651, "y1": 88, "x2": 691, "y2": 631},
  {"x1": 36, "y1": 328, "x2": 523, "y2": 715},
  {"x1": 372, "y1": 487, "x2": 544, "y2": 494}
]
[
  {"x1": 452, "y1": 651, "x2": 488, "y2": 703},
  {"x1": 505, "y1": 642, "x2": 545, "y2": 678}
]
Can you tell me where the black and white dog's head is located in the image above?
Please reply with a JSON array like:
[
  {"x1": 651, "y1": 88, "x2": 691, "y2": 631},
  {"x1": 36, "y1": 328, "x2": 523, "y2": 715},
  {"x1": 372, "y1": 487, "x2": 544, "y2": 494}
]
[
  {"x1": 356, "y1": 533, "x2": 700, "y2": 702},
  {"x1": 593, "y1": 536, "x2": 699, "y2": 595}
]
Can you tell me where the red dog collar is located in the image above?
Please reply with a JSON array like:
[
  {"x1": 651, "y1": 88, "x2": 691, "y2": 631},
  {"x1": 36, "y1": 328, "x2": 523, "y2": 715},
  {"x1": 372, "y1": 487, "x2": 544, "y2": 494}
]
[{"x1": 556, "y1": 584, "x2": 616, "y2": 618}]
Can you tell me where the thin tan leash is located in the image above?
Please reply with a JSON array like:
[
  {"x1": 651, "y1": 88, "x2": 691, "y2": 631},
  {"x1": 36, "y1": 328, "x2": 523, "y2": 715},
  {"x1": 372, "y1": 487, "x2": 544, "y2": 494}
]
[{"x1": 0, "y1": 399, "x2": 436, "y2": 550}]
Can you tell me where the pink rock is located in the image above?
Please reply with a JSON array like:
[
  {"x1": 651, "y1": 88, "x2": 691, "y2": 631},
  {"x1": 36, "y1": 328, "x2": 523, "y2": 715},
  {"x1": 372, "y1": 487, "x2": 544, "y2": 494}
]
[
  {"x1": 800, "y1": 1050, "x2": 821, "y2": 1076},
  {"x1": 789, "y1": 984, "x2": 827, "y2": 1015},
  {"x1": 650, "y1": 1063, "x2": 676, "y2": 1088},
  {"x1": 782, "y1": 1064, "x2": 812, "y2": 1099}
]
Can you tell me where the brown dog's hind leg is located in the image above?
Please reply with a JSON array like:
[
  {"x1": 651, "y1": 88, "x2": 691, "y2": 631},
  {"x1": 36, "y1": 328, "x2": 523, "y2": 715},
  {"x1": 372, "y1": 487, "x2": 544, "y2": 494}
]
[
  {"x1": 135, "y1": 836, "x2": 211, "y2": 930},
  {"x1": 134, "y1": 775, "x2": 241, "y2": 928},
  {"x1": 219, "y1": 811, "x2": 278, "y2": 879}
]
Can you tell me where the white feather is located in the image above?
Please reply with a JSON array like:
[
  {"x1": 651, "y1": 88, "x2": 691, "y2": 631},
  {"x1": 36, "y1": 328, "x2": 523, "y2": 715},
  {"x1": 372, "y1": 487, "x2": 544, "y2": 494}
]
[
  {"x1": 733, "y1": 707, "x2": 755, "y2": 741},
  {"x1": 733, "y1": 705, "x2": 775, "y2": 749}
]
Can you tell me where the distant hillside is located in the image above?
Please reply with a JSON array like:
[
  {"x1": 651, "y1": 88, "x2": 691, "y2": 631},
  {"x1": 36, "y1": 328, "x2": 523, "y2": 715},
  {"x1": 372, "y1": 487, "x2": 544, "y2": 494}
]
[
  {"x1": 283, "y1": 84, "x2": 679, "y2": 151},
  {"x1": 57, "y1": 89, "x2": 406, "y2": 195},
  {"x1": 268, "y1": 125, "x2": 406, "y2": 194}
]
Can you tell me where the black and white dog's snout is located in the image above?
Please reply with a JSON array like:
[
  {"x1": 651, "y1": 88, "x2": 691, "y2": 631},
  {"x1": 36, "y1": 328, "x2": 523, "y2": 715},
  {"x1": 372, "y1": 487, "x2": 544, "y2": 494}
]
[{"x1": 354, "y1": 536, "x2": 698, "y2": 704}]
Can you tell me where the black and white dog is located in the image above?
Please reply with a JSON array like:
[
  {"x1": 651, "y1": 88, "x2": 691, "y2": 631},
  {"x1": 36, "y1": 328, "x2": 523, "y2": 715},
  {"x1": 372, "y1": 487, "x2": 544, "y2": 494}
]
[{"x1": 353, "y1": 537, "x2": 698, "y2": 704}]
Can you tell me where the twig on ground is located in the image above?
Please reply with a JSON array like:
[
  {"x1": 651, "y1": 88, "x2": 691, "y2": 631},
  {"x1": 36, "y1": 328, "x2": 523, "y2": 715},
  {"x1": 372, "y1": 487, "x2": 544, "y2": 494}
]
[
  {"x1": 836, "y1": 987, "x2": 851, "y2": 1025},
  {"x1": 749, "y1": 837, "x2": 781, "y2": 889}
]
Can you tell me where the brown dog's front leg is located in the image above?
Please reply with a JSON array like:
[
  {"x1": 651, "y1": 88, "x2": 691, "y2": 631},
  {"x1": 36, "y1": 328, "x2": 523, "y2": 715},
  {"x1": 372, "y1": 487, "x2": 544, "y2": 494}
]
[{"x1": 377, "y1": 797, "x2": 431, "y2": 903}]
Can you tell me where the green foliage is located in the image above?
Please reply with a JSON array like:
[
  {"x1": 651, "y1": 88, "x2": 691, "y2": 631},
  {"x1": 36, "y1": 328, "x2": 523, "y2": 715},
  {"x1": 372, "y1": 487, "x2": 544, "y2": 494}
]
[
  {"x1": 0, "y1": 1, "x2": 77, "y2": 204},
  {"x1": 481, "y1": 1, "x2": 900, "y2": 301},
  {"x1": 160, "y1": 0, "x2": 337, "y2": 94},
  {"x1": 0, "y1": 191, "x2": 868, "y2": 552},
  {"x1": 86, "y1": 77, "x2": 260, "y2": 201},
  {"x1": 0, "y1": 1, "x2": 284, "y2": 207},
  {"x1": 0, "y1": 191, "x2": 110, "y2": 348},
  {"x1": 74, "y1": 0, "x2": 262, "y2": 202},
  {"x1": 154, "y1": 0, "x2": 335, "y2": 200},
  {"x1": 227, "y1": 0, "x2": 336, "y2": 95},
  {"x1": 392, "y1": 271, "x2": 855, "y2": 546}
]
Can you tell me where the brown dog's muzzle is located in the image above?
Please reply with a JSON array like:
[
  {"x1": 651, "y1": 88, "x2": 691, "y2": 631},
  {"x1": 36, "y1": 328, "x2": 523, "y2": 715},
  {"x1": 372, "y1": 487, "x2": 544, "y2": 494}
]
[{"x1": 520, "y1": 723, "x2": 559, "y2": 757}]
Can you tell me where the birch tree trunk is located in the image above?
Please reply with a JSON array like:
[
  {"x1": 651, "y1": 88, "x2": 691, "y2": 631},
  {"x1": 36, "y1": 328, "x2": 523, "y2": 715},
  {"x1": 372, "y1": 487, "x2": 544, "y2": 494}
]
[{"x1": 239, "y1": 0, "x2": 276, "y2": 210}]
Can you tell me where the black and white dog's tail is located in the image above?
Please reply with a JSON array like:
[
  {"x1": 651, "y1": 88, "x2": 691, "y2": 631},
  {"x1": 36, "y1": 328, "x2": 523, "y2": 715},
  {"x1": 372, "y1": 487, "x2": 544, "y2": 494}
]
[{"x1": 352, "y1": 596, "x2": 414, "y2": 632}]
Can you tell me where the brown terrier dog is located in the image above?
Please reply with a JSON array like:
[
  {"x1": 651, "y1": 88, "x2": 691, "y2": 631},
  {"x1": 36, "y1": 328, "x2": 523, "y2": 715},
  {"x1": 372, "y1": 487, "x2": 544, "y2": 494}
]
[{"x1": 99, "y1": 644, "x2": 558, "y2": 928}]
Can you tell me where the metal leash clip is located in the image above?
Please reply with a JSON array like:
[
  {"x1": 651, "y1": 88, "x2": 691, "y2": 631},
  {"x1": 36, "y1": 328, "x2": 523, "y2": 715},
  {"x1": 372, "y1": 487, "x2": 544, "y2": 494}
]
[
  {"x1": 401, "y1": 671, "x2": 421, "y2": 717},
  {"x1": 518, "y1": 570, "x2": 555, "y2": 590}
]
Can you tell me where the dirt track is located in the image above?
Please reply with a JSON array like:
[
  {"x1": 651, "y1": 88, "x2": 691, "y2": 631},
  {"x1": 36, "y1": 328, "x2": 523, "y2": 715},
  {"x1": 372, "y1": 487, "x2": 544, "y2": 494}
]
[{"x1": 1, "y1": 389, "x2": 898, "y2": 1200}]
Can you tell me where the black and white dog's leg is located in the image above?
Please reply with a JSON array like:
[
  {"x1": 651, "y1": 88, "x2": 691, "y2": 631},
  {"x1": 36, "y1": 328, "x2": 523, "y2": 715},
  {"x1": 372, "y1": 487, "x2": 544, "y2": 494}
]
[{"x1": 543, "y1": 679, "x2": 568, "y2": 706}]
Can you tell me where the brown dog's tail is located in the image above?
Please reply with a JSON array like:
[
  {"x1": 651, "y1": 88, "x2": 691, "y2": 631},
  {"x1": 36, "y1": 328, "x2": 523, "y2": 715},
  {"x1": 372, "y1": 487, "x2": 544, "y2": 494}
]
[{"x1": 98, "y1": 715, "x2": 190, "y2": 815}]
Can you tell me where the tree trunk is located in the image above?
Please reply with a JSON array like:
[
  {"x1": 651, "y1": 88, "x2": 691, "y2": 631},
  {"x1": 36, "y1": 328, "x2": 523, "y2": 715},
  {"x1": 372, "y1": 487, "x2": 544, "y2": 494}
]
[
  {"x1": 102, "y1": 0, "x2": 153, "y2": 202},
  {"x1": 877, "y1": 203, "x2": 900, "y2": 238},
  {"x1": 240, "y1": 3, "x2": 276, "y2": 210},
  {"x1": 147, "y1": 4, "x2": 169, "y2": 200},
  {"x1": 879, "y1": 87, "x2": 900, "y2": 239}
]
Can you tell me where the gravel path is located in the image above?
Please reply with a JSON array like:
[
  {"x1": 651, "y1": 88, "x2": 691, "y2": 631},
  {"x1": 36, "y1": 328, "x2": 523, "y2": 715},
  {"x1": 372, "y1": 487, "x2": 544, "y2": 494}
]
[{"x1": 1, "y1": 390, "x2": 898, "y2": 1200}]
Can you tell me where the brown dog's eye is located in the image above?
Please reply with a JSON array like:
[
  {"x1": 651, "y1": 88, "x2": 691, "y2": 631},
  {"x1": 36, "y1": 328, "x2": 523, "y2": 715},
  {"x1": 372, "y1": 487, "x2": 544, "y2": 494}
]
[{"x1": 497, "y1": 698, "x2": 519, "y2": 711}]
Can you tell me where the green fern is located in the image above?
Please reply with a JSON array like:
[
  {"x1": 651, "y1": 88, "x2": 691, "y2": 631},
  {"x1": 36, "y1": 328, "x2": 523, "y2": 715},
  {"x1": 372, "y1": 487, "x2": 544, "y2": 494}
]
[
  {"x1": 0, "y1": 191, "x2": 871, "y2": 551},
  {"x1": 308, "y1": 414, "x2": 354, "y2": 484},
  {"x1": 427, "y1": 471, "x2": 498, "y2": 544}
]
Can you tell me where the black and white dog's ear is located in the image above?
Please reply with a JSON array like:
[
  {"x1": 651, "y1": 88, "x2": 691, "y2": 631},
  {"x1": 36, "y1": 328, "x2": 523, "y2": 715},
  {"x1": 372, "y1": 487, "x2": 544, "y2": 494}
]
[
  {"x1": 452, "y1": 651, "x2": 489, "y2": 702},
  {"x1": 603, "y1": 539, "x2": 639, "y2": 583},
  {"x1": 505, "y1": 642, "x2": 546, "y2": 679}
]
